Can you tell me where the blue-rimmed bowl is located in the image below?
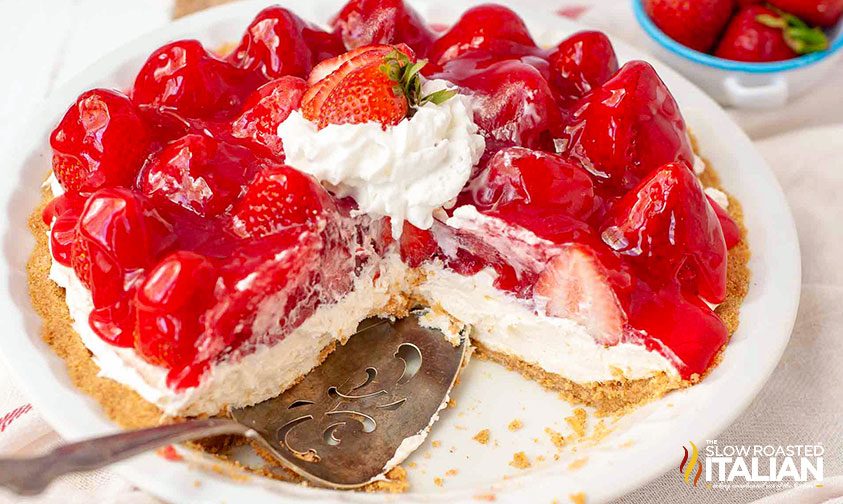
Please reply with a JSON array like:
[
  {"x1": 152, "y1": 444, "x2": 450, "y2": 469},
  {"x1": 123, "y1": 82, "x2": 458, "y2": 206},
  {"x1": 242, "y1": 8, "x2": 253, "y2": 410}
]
[{"x1": 633, "y1": 0, "x2": 843, "y2": 108}]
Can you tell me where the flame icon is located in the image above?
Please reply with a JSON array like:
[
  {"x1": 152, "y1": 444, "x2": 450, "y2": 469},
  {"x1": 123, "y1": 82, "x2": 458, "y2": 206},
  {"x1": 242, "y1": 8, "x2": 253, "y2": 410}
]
[{"x1": 679, "y1": 441, "x2": 703, "y2": 487}]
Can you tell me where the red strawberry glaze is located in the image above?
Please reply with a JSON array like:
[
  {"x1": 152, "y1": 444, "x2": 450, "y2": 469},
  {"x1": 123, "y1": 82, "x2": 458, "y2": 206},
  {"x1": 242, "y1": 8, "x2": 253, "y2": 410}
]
[
  {"x1": 42, "y1": 1, "x2": 741, "y2": 387},
  {"x1": 331, "y1": 0, "x2": 436, "y2": 55}
]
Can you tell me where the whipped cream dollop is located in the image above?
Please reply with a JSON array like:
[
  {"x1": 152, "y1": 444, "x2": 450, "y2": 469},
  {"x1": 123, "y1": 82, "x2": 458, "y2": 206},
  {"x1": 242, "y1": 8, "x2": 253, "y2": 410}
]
[{"x1": 279, "y1": 79, "x2": 485, "y2": 237}]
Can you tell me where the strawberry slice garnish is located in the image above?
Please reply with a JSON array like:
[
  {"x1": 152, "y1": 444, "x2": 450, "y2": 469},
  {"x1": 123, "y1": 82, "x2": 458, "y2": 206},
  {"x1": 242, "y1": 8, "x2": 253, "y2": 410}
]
[
  {"x1": 534, "y1": 244, "x2": 626, "y2": 345},
  {"x1": 301, "y1": 44, "x2": 456, "y2": 129}
]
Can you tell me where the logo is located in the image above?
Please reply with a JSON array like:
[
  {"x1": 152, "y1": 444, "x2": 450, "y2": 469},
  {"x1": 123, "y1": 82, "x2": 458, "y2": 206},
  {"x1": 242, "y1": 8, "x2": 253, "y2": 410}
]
[
  {"x1": 679, "y1": 440, "x2": 825, "y2": 491},
  {"x1": 680, "y1": 441, "x2": 703, "y2": 486}
]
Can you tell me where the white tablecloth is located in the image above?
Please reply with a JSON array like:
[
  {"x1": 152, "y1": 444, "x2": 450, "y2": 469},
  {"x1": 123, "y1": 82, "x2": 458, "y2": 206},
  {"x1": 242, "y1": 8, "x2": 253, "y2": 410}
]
[{"x1": 0, "y1": 1, "x2": 840, "y2": 502}]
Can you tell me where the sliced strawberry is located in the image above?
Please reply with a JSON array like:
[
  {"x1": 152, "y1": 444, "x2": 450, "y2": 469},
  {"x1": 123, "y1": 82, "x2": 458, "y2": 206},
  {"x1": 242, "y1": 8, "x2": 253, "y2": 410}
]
[
  {"x1": 399, "y1": 222, "x2": 438, "y2": 267},
  {"x1": 548, "y1": 31, "x2": 619, "y2": 103},
  {"x1": 231, "y1": 76, "x2": 307, "y2": 159},
  {"x1": 601, "y1": 162, "x2": 727, "y2": 303},
  {"x1": 301, "y1": 44, "x2": 416, "y2": 127},
  {"x1": 231, "y1": 165, "x2": 335, "y2": 240},
  {"x1": 331, "y1": 0, "x2": 436, "y2": 55},
  {"x1": 50, "y1": 89, "x2": 151, "y2": 194},
  {"x1": 643, "y1": 0, "x2": 735, "y2": 53},
  {"x1": 427, "y1": 5, "x2": 537, "y2": 68},
  {"x1": 556, "y1": 61, "x2": 692, "y2": 194},
  {"x1": 228, "y1": 6, "x2": 346, "y2": 79},
  {"x1": 138, "y1": 134, "x2": 265, "y2": 218},
  {"x1": 133, "y1": 40, "x2": 262, "y2": 121},
  {"x1": 136, "y1": 251, "x2": 219, "y2": 369},
  {"x1": 316, "y1": 61, "x2": 409, "y2": 128},
  {"x1": 534, "y1": 244, "x2": 626, "y2": 345}
]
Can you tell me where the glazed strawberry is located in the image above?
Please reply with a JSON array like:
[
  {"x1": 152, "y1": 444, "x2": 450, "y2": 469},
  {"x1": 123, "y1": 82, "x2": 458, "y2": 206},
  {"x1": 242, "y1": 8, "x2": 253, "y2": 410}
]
[
  {"x1": 643, "y1": 0, "x2": 735, "y2": 52},
  {"x1": 71, "y1": 188, "x2": 170, "y2": 346},
  {"x1": 228, "y1": 6, "x2": 345, "y2": 79},
  {"x1": 231, "y1": 76, "x2": 307, "y2": 159},
  {"x1": 139, "y1": 134, "x2": 265, "y2": 218},
  {"x1": 467, "y1": 147, "x2": 597, "y2": 221},
  {"x1": 708, "y1": 195, "x2": 741, "y2": 248},
  {"x1": 629, "y1": 283, "x2": 728, "y2": 379},
  {"x1": 548, "y1": 31, "x2": 619, "y2": 103},
  {"x1": 601, "y1": 162, "x2": 728, "y2": 304},
  {"x1": 534, "y1": 244, "x2": 626, "y2": 345},
  {"x1": 231, "y1": 165, "x2": 334, "y2": 239},
  {"x1": 399, "y1": 222, "x2": 438, "y2": 267},
  {"x1": 136, "y1": 251, "x2": 219, "y2": 369},
  {"x1": 45, "y1": 190, "x2": 87, "y2": 267},
  {"x1": 455, "y1": 61, "x2": 561, "y2": 154},
  {"x1": 50, "y1": 89, "x2": 151, "y2": 194},
  {"x1": 556, "y1": 61, "x2": 693, "y2": 194},
  {"x1": 715, "y1": 5, "x2": 829, "y2": 62},
  {"x1": 332, "y1": 0, "x2": 435, "y2": 55},
  {"x1": 133, "y1": 40, "x2": 261, "y2": 120},
  {"x1": 769, "y1": 0, "x2": 843, "y2": 26},
  {"x1": 427, "y1": 5, "x2": 538, "y2": 68}
]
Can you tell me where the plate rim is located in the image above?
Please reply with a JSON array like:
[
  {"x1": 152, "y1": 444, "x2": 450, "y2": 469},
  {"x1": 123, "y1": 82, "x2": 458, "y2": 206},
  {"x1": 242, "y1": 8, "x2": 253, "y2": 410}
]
[{"x1": 0, "y1": 1, "x2": 801, "y2": 502}]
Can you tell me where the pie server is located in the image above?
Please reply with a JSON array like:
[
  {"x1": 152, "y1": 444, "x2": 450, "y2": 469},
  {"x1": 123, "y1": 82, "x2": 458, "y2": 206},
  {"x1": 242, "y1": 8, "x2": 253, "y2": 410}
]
[{"x1": 0, "y1": 313, "x2": 468, "y2": 495}]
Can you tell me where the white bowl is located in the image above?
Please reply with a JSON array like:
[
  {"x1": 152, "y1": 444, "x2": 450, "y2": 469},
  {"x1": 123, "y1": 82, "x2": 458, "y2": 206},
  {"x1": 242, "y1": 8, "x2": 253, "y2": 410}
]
[
  {"x1": 633, "y1": 0, "x2": 843, "y2": 109},
  {"x1": 0, "y1": 1, "x2": 801, "y2": 502}
]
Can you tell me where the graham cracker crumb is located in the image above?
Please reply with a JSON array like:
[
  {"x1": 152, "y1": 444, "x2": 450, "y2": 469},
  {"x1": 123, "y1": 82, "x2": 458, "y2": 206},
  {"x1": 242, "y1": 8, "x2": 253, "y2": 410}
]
[
  {"x1": 365, "y1": 466, "x2": 409, "y2": 493},
  {"x1": 408, "y1": 461, "x2": 417, "y2": 468},
  {"x1": 434, "y1": 477, "x2": 444, "y2": 487},
  {"x1": 445, "y1": 469, "x2": 459, "y2": 477},
  {"x1": 507, "y1": 419, "x2": 523, "y2": 431},
  {"x1": 448, "y1": 398, "x2": 457, "y2": 408},
  {"x1": 474, "y1": 492, "x2": 497, "y2": 501},
  {"x1": 568, "y1": 458, "x2": 588, "y2": 471},
  {"x1": 569, "y1": 492, "x2": 587, "y2": 504},
  {"x1": 566, "y1": 409, "x2": 587, "y2": 438},
  {"x1": 509, "y1": 452, "x2": 531, "y2": 469},
  {"x1": 545, "y1": 427, "x2": 567, "y2": 448},
  {"x1": 432, "y1": 440, "x2": 441, "y2": 448},
  {"x1": 473, "y1": 429, "x2": 491, "y2": 445}
]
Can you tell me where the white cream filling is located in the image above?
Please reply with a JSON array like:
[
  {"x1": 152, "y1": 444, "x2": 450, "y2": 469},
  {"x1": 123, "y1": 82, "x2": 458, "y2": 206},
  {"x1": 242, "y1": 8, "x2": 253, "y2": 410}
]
[
  {"x1": 417, "y1": 265, "x2": 676, "y2": 383},
  {"x1": 48, "y1": 252, "x2": 415, "y2": 417},
  {"x1": 279, "y1": 79, "x2": 485, "y2": 238}
]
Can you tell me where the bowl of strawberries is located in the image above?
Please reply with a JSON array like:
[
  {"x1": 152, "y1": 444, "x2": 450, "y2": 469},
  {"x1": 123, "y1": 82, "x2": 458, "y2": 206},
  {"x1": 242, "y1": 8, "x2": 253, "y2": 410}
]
[{"x1": 634, "y1": 0, "x2": 843, "y2": 108}]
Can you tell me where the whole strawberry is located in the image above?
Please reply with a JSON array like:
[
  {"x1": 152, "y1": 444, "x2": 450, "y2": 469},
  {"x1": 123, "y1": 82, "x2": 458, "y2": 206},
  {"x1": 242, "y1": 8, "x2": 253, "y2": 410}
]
[
  {"x1": 644, "y1": 0, "x2": 736, "y2": 52},
  {"x1": 769, "y1": 0, "x2": 843, "y2": 27},
  {"x1": 715, "y1": 5, "x2": 829, "y2": 61}
]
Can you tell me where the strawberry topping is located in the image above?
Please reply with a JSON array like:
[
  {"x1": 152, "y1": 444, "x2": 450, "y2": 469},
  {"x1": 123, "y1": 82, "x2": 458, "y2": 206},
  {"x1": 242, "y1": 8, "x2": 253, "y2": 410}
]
[{"x1": 42, "y1": 2, "x2": 744, "y2": 386}]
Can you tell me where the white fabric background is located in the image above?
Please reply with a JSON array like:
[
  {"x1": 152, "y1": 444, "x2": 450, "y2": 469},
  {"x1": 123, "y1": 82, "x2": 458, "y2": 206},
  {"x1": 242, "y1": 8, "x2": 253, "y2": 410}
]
[{"x1": 0, "y1": 0, "x2": 840, "y2": 503}]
